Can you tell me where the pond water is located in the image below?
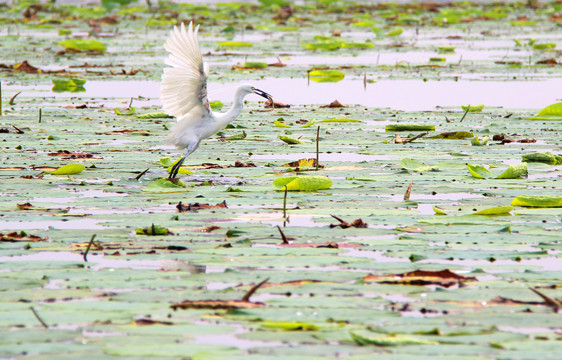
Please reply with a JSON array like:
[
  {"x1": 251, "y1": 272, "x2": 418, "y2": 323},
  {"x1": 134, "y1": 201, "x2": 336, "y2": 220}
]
[{"x1": 8, "y1": 77, "x2": 561, "y2": 111}]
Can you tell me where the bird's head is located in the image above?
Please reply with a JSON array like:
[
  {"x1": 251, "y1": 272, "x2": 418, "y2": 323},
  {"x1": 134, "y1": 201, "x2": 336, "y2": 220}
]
[{"x1": 240, "y1": 84, "x2": 273, "y2": 101}]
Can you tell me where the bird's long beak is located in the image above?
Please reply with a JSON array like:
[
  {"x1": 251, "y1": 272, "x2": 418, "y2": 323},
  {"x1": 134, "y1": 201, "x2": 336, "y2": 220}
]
[{"x1": 253, "y1": 88, "x2": 273, "y2": 101}]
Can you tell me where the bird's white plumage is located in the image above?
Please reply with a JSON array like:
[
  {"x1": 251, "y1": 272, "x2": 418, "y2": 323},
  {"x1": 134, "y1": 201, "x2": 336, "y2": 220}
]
[
  {"x1": 160, "y1": 22, "x2": 272, "y2": 179},
  {"x1": 160, "y1": 22, "x2": 210, "y2": 128}
]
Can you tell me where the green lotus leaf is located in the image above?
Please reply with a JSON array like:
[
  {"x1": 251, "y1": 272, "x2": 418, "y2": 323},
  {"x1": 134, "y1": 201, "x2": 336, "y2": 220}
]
[
  {"x1": 272, "y1": 176, "x2": 332, "y2": 191},
  {"x1": 261, "y1": 321, "x2": 319, "y2": 331},
  {"x1": 527, "y1": 102, "x2": 562, "y2": 120},
  {"x1": 49, "y1": 163, "x2": 86, "y2": 175},
  {"x1": 137, "y1": 111, "x2": 172, "y2": 119},
  {"x1": 473, "y1": 206, "x2": 514, "y2": 216},
  {"x1": 462, "y1": 104, "x2": 485, "y2": 112},
  {"x1": 400, "y1": 158, "x2": 439, "y2": 172},
  {"x1": 143, "y1": 178, "x2": 188, "y2": 193},
  {"x1": 386, "y1": 27, "x2": 404, "y2": 36},
  {"x1": 495, "y1": 163, "x2": 527, "y2": 179},
  {"x1": 218, "y1": 41, "x2": 253, "y2": 47},
  {"x1": 471, "y1": 136, "x2": 489, "y2": 146},
  {"x1": 278, "y1": 135, "x2": 302, "y2": 144},
  {"x1": 274, "y1": 118, "x2": 291, "y2": 128},
  {"x1": 511, "y1": 195, "x2": 562, "y2": 208},
  {"x1": 243, "y1": 62, "x2": 267, "y2": 68},
  {"x1": 522, "y1": 152, "x2": 562, "y2": 165},
  {"x1": 59, "y1": 39, "x2": 106, "y2": 52},
  {"x1": 308, "y1": 69, "x2": 345, "y2": 82},
  {"x1": 467, "y1": 164, "x2": 492, "y2": 179}
]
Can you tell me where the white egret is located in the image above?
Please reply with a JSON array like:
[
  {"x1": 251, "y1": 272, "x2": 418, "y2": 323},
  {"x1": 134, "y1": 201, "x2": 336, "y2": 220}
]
[{"x1": 160, "y1": 22, "x2": 272, "y2": 179}]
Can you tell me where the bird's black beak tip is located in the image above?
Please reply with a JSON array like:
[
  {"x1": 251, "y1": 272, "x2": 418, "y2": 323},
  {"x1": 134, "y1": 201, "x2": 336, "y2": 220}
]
[{"x1": 253, "y1": 88, "x2": 272, "y2": 101}]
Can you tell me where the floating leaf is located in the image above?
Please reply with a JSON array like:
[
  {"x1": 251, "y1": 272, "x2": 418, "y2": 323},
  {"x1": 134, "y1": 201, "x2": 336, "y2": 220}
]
[
  {"x1": 433, "y1": 206, "x2": 447, "y2": 215},
  {"x1": 400, "y1": 158, "x2": 439, "y2": 172},
  {"x1": 48, "y1": 163, "x2": 85, "y2": 175},
  {"x1": 364, "y1": 269, "x2": 476, "y2": 288},
  {"x1": 511, "y1": 195, "x2": 562, "y2": 208},
  {"x1": 386, "y1": 27, "x2": 404, "y2": 36},
  {"x1": 114, "y1": 107, "x2": 135, "y2": 116},
  {"x1": 461, "y1": 104, "x2": 485, "y2": 112},
  {"x1": 226, "y1": 131, "x2": 247, "y2": 141},
  {"x1": 243, "y1": 61, "x2": 267, "y2": 69},
  {"x1": 137, "y1": 111, "x2": 172, "y2": 119},
  {"x1": 308, "y1": 69, "x2": 345, "y2": 83},
  {"x1": 59, "y1": 39, "x2": 106, "y2": 52},
  {"x1": 438, "y1": 45, "x2": 456, "y2": 53},
  {"x1": 430, "y1": 57, "x2": 446, "y2": 62},
  {"x1": 143, "y1": 178, "x2": 188, "y2": 193},
  {"x1": 342, "y1": 42, "x2": 374, "y2": 49},
  {"x1": 318, "y1": 118, "x2": 361, "y2": 123},
  {"x1": 467, "y1": 164, "x2": 492, "y2": 179},
  {"x1": 495, "y1": 163, "x2": 527, "y2": 179},
  {"x1": 51, "y1": 77, "x2": 86, "y2": 92},
  {"x1": 533, "y1": 43, "x2": 556, "y2": 50},
  {"x1": 160, "y1": 157, "x2": 194, "y2": 175},
  {"x1": 209, "y1": 101, "x2": 224, "y2": 111},
  {"x1": 386, "y1": 124, "x2": 435, "y2": 132},
  {"x1": 262, "y1": 321, "x2": 319, "y2": 331},
  {"x1": 522, "y1": 152, "x2": 562, "y2": 165},
  {"x1": 437, "y1": 131, "x2": 474, "y2": 139},
  {"x1": 300, "y1": 119, "x2": 316, "y2": 128},
  {"x1": 273, "y1": 176, "x2": 332, "y2": 191},
  {"x1": 136, "y1": 224, "x2": 169, "y2": 236},
  {"x1": 473, "y1": 206, "x2": 514, "y2": 216},
  {"x1": 218, "y1": 41, "x2": 252, "y2": 47},
  {"x1": 283, "y1": 158, "x2": 317, "y2": 169},
  {"x1": 526, "y1": 102, "x2": 562, "y2": 120},
  {"x1": 278, "y1": 135, "x2": 302, "y2": 144},
  {"x1": 471, "y1": 136, "x2": 489, "y2": 146},
  {"x1": 274, "y1": 118, "x2": 290, "y2": 128},
  {"x1": 350, "y1": 332, "x2": 439, "y2": 346}
]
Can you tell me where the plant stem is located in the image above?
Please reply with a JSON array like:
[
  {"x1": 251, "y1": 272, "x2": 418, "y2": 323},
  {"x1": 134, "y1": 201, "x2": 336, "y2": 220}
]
[
  {"x1": 283, "y1": 186, "x2": 288, "y2": 219},
  {"x1": 30, "y1": 307, "x2": 48, "y2": 328},
  {"x1": 83, "y1": 234, "x2": 96, "y2": 262},
  {"x1": 316, "y1": 126, "x2": 320, "y2": 170}
]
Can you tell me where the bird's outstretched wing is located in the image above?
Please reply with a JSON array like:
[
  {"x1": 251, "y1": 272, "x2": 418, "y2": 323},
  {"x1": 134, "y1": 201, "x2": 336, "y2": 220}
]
[{"x1": 160, "y1": 22, "x2": 210, "y2": 119}]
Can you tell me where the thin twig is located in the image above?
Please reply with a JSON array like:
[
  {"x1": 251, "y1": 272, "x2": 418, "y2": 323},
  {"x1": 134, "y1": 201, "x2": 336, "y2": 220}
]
[
  {"x1": 529, "y1": 287, "x2": 561, "y2": 312},
  {"x1": 128, "y1": 97, "x2": 133, "y2": 108},
  {"x1": 134, "y1": 168, "x2": 149, "y2": 181},
  {"x1": 283, "y1": 186, "x2": 288, "y2": 219},
  {"x1": 30, "y1": 307, "x2": 48, "y2": 328},
  {"x1": 277, "y1": 225, "x2": 289, "y2": 245},
  {"x1": 459, "y1": 106, "x2": 470, "y2": 122},
  {"x1": 330, "y1": 214, "x2": 345, "y2": 224},
  {"x1": 316, "y1": 126, "x2": 320, "y2": 171},
  {"x1": 12, "y1": 125, "x2": 24, "y2": 134},
  {"x1": 38, "y1": 108, "x2": 42, "y2": 123},
  {"x1": 241, "y1": 278, "x2": 269, "y2": 302},
  {"x1": 83, "y1": 234, "x2": 96, "y2": 262},
  {"x1": 9, "y1": 91, "x2": 21, "y2": 105}
]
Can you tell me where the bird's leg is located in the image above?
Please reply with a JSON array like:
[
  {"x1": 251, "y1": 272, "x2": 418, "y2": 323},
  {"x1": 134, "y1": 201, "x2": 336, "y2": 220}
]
[
  {"x1": 168, "y1": 156, "x2": 186, "y2": 180},
  {"x1": 168, "y1": 141, "x2": 200, "y2": 180}
]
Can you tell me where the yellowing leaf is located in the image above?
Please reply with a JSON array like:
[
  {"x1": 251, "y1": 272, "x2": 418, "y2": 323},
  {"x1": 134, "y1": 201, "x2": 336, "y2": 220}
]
[
  {"x1": 59, "y1": 39, "x2": 106, "y2": 52},
  {"x1": 283, "y1": 158, "x2": 316, "y2": 168},
  {"x1": 495, "y1": 163, "x2": 527, "y2": 179},
  {"x1": 462, "y1": 104, "x2": 485, "y2": 112},
  {"x1": 471, "y1": 136, "x2": 489, "y2": 146},
  {"x1": 49, "y1": 163, "x2": 85, "y2": 175},
  {"x1": 386, "y1": 27, "x2": 404, "y2": 36},
  {"x1": 218, "y1": 41, "x2": 252, "y2": 47},
  {"x1": 262, "y1": 321, "x2": 319, "y2": 331},
  {"x1": 308, "y1": 69, "x2": 345, "y2": 83},
  {"x1": 278, "y1": 135, "x2": 302, "y2": 144},
  {"x1": 274, "y1": 118, "x2": 291, "y2": 128},
  {"x1": 386, "y1": 124, "x2": 435, "y2": 132},
  {"x1": 272, "y1": 176, "x2": 332, "y2": 191},
  {"x1": 511, "y1": 195, "x2": 562, "y2": 208},
  {"x1": 467, "y1": 164, "x2": 491, "y2": 179},
  {"x1": 161, "y1": 157, "x2": 194, "y2": 175},
  {"x1": 473, "y1": 206, "x2": 514, "y2": 215},
  {"x1": 433, "y1": 206, "x2": 447, "y2": 215},
  {"x1": 114, "y1": 107, "x2": 135, "y2": 116}
]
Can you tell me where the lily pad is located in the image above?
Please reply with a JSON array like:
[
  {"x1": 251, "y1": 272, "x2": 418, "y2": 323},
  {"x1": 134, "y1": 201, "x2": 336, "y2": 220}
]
[
  {"x1": 142, "y1": 178, "x2": 188, "y2": 193},
  {"x1": 511, "y1": 195, "x2": 562, "y2": 208},
  {"x1": 272, "y1": 176, "x2": 332, "y2": 191},
  {"x1": 59, "y1": 39, "x2": 106, "y2": 52},
  {"x1": 47, "y1": 164, "x2": 85, "y2": 175},
  {"x1": 308, "y1": 70, "x2": 345, "y2": 83},
  {"x1": 526, "y1": 102, "x2": 562, "y2": 120}
]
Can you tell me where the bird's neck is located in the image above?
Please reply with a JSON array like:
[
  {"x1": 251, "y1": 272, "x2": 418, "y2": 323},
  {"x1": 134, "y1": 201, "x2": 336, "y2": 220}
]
[{"x1": 214, "y1": 87, "x2": 247, "y2": 128}]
